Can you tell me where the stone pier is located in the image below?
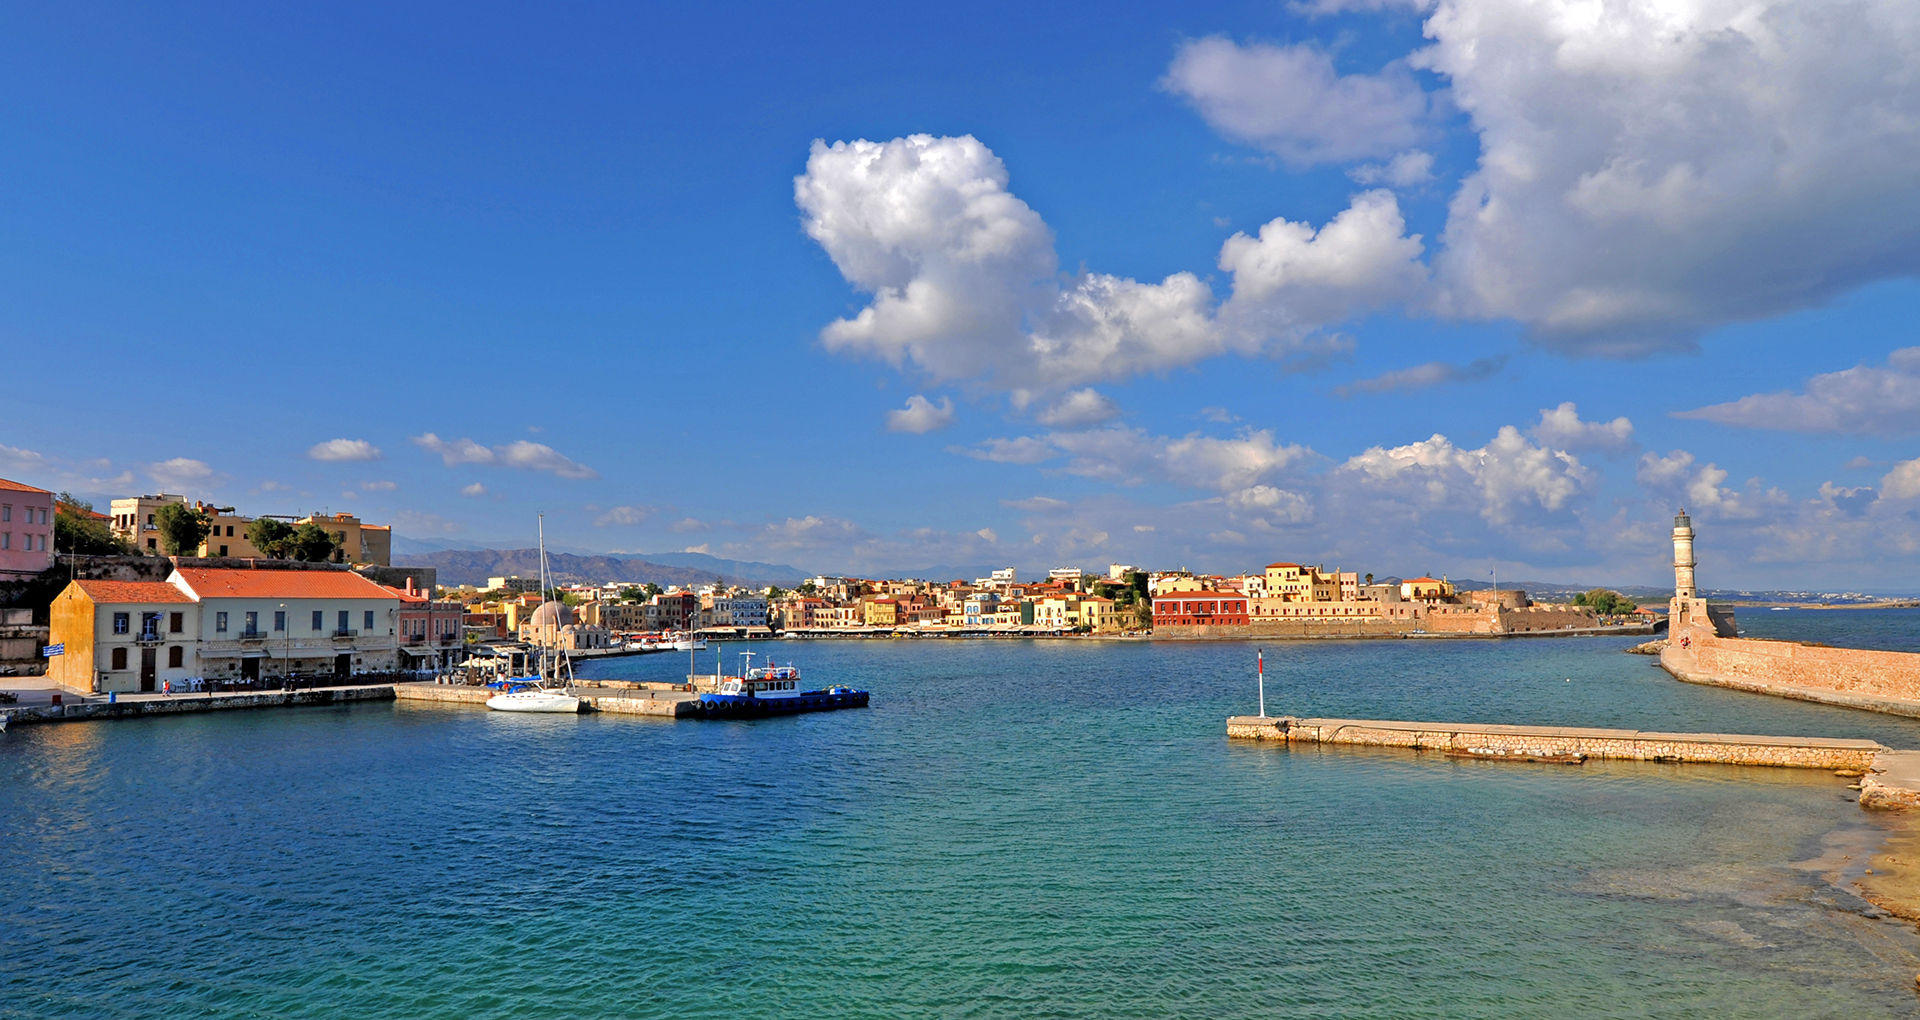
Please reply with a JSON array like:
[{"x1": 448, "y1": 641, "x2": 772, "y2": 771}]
[{"x1": 1228, "y1": 714, "x2": 1886, "y2": 771}]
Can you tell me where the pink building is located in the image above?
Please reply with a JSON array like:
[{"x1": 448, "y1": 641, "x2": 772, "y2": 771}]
[{"x1": 0, "y1": 478, "x2": 55, "y2": 580}]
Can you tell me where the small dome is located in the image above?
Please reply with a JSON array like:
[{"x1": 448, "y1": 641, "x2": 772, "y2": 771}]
[{"x1": 529, "y1": 601, "x2": 572, "y2": 627}]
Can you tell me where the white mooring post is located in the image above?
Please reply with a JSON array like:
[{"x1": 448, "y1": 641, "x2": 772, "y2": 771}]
[{"x1": 1257, "y1": 648, "x2": 1265, "y2": 719}]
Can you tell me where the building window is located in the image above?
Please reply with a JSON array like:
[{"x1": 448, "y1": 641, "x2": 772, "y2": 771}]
[
  {"x1": 312, "y1": 610, "x2": 323, "y2": 631},
  {"x1": 218, "y1": 545, "x2": 228, "y2": 556},
  {"x1": 111, "y1": 647, "x2": 127, "y2": 670},
  {"x1": 1, "y1": 533, "x2": 8, "y2": 550},
  {"x1": 226, "y1": 525, "x2": 234, "y2": 537},
  {"x1": 338, "y1": 610, "x2": 350, "y2": 633},
  {"x1": 141, "y1": 613, "x2": 160, "y2": 639},
  {"x1": 113, "y1": 612, "x2": 129, "y2": 634},
  {"x1": 364, "y1": 610, "x2": 375, "y2": 631},
  {"x1": 170, "y1": 612, "x2": 183, "y2": 633},
  {"x1": 168, "y1": 646, "x2": 184, "y2": 668},
  {"x1": 0, "y1": 505, "x2": 8, "y2": 521},
  {"x1": 244, "y1": 611, "x2": 258, "y2": 634},
  {"x1": 216, "y1": 612, "x2": 228, "y2": 633},
  {"x1": 274, "y1": 611, "x2": 285, "y2": 632},
  {"x1": 147, "y1": 538, "x2": 156, "y2": 550}
]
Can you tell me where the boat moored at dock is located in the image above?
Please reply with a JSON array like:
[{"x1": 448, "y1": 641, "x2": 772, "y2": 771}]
[{"x1": 695, "y1": 652, "x2": 868, "y2": 717}]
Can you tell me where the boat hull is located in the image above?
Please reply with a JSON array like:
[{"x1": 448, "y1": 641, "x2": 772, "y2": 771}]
[
  {"x1": 486, "y1": 691, "x2": 582, "y2": 713},
  {"x1": 695, "y1": 689, "x2": 869, "y2": 717}
]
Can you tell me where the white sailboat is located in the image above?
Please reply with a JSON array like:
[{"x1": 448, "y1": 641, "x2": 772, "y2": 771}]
[{"x1": 487, "y1": 514, "x2": 581, "y2": 714}]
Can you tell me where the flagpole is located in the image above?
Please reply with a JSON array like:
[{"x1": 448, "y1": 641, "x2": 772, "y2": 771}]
[{"x1": 1257, "y1": 648, "x2": 1265, "y2": 719}]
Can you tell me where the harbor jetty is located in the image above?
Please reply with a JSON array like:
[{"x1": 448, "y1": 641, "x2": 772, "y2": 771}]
[
  {"x1": 1226, "y1": 714, "x2": 1886, "y2": 771},
  {"x1": 1659, "y1": 510, "x2": 1920, "y2": 718},
  {"x1": 0, "y1": 679, "x2": 704, "y2": 727}
]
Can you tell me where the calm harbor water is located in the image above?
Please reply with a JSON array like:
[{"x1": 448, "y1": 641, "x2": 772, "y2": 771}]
[{"x1": 7, "y1": 634, "x2": 1920, "y2": 1018}]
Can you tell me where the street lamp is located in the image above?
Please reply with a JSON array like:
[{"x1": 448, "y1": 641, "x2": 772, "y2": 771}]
[{"x1": 279, "y1": 602, "x2": 289, "y2": 692}]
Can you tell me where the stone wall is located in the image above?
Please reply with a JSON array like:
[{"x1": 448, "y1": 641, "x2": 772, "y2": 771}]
[
  {"x1": 1663, "y1": 633, "x2": 1920, "y2": 716},
  {"x1": 1227, "y1": 714, "x2": 1885, "y2": 770}
]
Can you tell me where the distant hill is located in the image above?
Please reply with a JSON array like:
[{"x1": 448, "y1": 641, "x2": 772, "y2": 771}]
[
  {"x1": 393, "y1": 548, "x2": 799, "y2": 589},
  {"x1": 622, "y1": 552, "x2": 808, "y2": 586}
]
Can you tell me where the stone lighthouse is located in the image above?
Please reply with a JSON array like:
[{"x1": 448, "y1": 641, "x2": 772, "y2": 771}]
[
  {"x1": 1672, "y1": 509, "x2": 1696, "y2": 600},
  {"x1": 1667, "y1": 509, "x2": 1733, "y2": 638}
]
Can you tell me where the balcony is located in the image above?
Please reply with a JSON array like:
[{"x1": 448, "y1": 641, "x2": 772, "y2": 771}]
[
  {"x1": 240, "y1": 628, "x2": 265, "y2": 641},
  {"x1": 332, "y1": 629, "x2": 358, "y2": 640},
  {"x1": 135, "y1": 630, "x2": 162, "y2": 645}
]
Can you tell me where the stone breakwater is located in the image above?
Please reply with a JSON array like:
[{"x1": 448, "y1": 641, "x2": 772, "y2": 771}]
[
  {"x1": 1227, "y1": 714, "x2": 1887, "y2": 771},
  {"x1": 2, "y1": 684, "x2": 396, "y2": 726},
  {"x1": 1661, "y1": 634, "x2": 1920, "y2": 719}
]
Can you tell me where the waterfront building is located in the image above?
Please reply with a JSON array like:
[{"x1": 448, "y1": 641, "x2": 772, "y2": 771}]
[
  {"x1": 171, "y1": 567, "x2": 401, "y2": 681},
  {"x1": 387, "y1": 578, "x2": 467, "y2": 671},
  {"x1": 1079, "y1": 595, "x2": 1119, "y2": 632},
  {"x1": 1152, "y1": 591, "x2": 1251, "y2": 628},
  {"x1": 47, "y1": 565, "x2": 404, "y2": 692},
  {"x1": 0, "y1": 478, "x2": 55, "y2": 580},
  {"x1": 863, "y1": 597, "x2": 899, "y2": 627},
  {"x1": 47, "y1": 581, "x2": 200, "y2": 692},
  {"x1": 488, "y1": 575, "x2": 540, "y2": 594}
]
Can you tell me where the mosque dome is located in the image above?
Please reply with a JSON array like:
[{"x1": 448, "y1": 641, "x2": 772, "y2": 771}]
[{"x1": 529, "y1": 601, "x2": 573, "y2": 628}]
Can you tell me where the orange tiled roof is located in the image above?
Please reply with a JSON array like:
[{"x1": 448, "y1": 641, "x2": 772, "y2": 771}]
[
  {"x1": 381, "y1": 585, "x2": 429, "y2": 604},
  {"x1": 71, "y1": 580, "x2": 194, "y2": 604},
  {"x1": 173, "y1": 567, "x2": 396, "y2": 600},
  {"x1": 1405, "y1": 577, "x2": 1442, "y2": 584},
  {"x1": 0, "y1": 477, "x2": 53, "y2": 494}
]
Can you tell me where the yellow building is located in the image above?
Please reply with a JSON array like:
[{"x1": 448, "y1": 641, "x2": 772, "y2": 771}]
[
  {"x1": 1401, "y1": 576, "x2": 1455, "y2": 600},
  {"x1": 863, "y1": 598, "x2": 899, "y2": 627}
]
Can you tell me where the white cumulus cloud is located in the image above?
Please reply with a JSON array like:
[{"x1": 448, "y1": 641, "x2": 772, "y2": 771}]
[
  {"x1": 411, "y1": 433, "x2": 598, "y2": 480},
  {"x1": 1341, "y1": 428, "x2": 1592, "y2": 525},
  {"x1": 1675, "y1": 348, "x2": 1920, "y2": 436},
  {"x1": 1035, "y1": 388, "x2": 1121, "y2": 427},
  {"x1": 1217, "y1": 189, "x2": 1428, "y2": 335},
  {"x1": 959, "y1": 426, "x2": 1311, "y2": 493},
  {"x1": 595, "y1": 505, "x2": 655, "y2": 527},
  {"x1": 1162, "y1": 38, "x2": 1433, "y2": 166},
  {"x1": 885, "y1": 394, "x2": 957, "y2": 433},
  {"x1": 307, "y1": 438, "x2": 382, "y2": 462},
  {"x1": 1529, "y1": 402, "x2": 1636, "y2": 456},
  {"x1": 1415, "y1": 0, "x2": 1920, "y2": 352}
]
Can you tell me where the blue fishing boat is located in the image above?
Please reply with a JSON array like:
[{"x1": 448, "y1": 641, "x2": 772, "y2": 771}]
[{"x1": 696, "y1": 652, "x2": 869, "y2": 717}]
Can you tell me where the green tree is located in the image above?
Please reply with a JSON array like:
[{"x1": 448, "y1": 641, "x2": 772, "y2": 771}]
[
  {"x1": 644, "y1": 582, "x2": 663, "y2": 597},
  {"x1": 766, "y1": 585, "x2": 786, "y2": 600},
  {"x1": 246, "y1": 517, "x2": 297, "y2": 558},
  {"x1": 797, "y1": 580, "x2": 817, "y2": 596},
  {"x1": 155, "y1": 502, "x2": 211, "y2": 556},
  {"x1": 53, "y1": 493, "x2": 131, "y2": 555},
  {"x1": 1575, "y1": 589, "x2": 1636, "y2": 615},
  {"x1": 618, "y1": 585, "x2": 647, "y2": 603},
  {"x1": 290, "y1": 522, "x2": 340, "y2": 562}
]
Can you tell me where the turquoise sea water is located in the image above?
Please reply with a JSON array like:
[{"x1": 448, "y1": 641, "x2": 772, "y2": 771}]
[{"x1": 7, "y1": 635, "x2": 1920, "y2": 1018}]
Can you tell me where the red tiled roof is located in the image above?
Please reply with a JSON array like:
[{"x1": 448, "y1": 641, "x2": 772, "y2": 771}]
[
  {"x1": 1265, "y1": 562, "x2": 1300, "y2": 569},
  {"x1": 0, "y1": 477, "x2": 52, "y2": 494},
  {"x1": 173, "y1": 567, "x2": 397, "y2": 600},
  {"x1": 1406, "y1": 577, "x2": 1442, "y2": 584},
  {"x1": 381, "y1": 585, "x2": 429, "y2": 604},
  {"x1": 71, "y1": 580, "x2": 194, "y2": 604}
]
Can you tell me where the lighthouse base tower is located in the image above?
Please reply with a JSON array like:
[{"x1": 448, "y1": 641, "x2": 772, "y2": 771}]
[{"x1": 1668, "y1": 510, "x2": 1737, "y2": 640}]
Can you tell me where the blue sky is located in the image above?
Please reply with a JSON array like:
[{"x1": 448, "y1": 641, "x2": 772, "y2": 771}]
[{"x1": 4, "y1": 1, "x2": 1919, "y2": 589}]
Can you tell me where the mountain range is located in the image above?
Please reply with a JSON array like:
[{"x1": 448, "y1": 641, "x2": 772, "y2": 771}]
[{"x1": 392, "y1": 548, "x2": 808, "y2": 589}]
